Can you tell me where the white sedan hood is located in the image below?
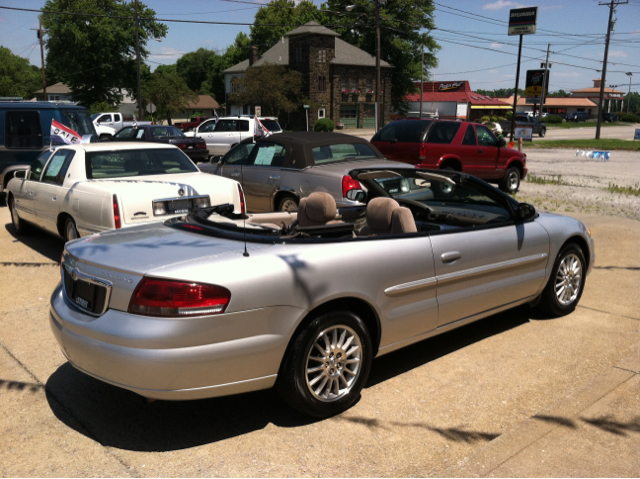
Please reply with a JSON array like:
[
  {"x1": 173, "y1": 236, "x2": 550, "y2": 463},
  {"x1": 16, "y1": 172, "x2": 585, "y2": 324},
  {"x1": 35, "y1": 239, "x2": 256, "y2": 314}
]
[{"x1": 92, "y1": 172, "x2": 241, "y2": 226}]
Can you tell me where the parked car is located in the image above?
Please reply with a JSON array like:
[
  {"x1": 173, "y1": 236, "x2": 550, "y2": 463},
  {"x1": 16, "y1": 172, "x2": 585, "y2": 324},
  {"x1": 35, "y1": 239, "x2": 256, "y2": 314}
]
[
  {"x1": 106, "y1": 125, "x2": 209, "y2": 163},
  {"x1": 6, "y1": 143, "x2": 244, "y2": 242},
  {"x1": 184, "y1": 116, "x2": 282, "y2": 159},
  {"x1": 91, "y1": 112, "x2": 152, "y2": 139},
  {"x1": 565, "y1": 111, "x2": 589, "y2": 122},
  {"x1": 602, "y1": 112, "x2": 618, "y2": 123},
  {"x1": 0, "y1": 101, "x2": 97, "y2": 194},
  {"x1": 371, "y1": 119, "x2": 527, "y2": 194},
  {"x1": 204, "y1": 132, "x2": 400, "y2": 212},
  {"x1": 50, "y1": 166, "x2": 595, "y2": 418},
  {"x1": 499, "y1": 115, "x2": 547, "y2": 137},
  {"x1": 174, "y1": 116, "x2": 210, "y2": 132}
]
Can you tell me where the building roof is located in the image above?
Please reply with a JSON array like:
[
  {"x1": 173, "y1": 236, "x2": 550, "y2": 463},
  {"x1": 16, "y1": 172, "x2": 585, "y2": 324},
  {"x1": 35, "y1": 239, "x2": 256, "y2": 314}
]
[
  {"x1": 284, "y1": 21, "x2": 340, "y2": 37},
  {"x1": 35, "y1": 82, "x2": 72, "y2": 94},
  {"x1": 498, "y1": 96, "x2": 598, "y2": 107},
  {"x1": 223, "y1": 22, "x2": 391, "y2": 74},
  {"x1": 187, "y1": 95, "x2": 220, "y2": 110},
  {"x1": 405, "y1": 81, "x2": 510, "y2": 106},
  {"x1": 570, "y1": 87, "x2": 624, "y2": 94}
]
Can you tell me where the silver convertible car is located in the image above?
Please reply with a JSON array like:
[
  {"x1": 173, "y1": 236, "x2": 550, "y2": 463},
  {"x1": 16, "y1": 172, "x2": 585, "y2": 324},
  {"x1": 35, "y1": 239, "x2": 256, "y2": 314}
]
[{"x1": 50, "y1": 168, "x2": 594, "y2": 418}]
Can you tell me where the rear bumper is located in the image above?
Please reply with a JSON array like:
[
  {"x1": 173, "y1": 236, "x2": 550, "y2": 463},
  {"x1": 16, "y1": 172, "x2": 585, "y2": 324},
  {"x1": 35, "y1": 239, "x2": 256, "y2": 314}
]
[{"x1": 49, "y1": 283, "x2": 306, "y2": 400}]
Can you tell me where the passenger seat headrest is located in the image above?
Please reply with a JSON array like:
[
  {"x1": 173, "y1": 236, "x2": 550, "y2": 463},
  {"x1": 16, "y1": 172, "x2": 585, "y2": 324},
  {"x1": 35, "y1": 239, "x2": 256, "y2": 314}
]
[
  {"x1": 297, "y1": 192, "x2": 337, "y2": 227},
  {"x1": 366, "y1": 197, "x2": 400, "y2": 232}
]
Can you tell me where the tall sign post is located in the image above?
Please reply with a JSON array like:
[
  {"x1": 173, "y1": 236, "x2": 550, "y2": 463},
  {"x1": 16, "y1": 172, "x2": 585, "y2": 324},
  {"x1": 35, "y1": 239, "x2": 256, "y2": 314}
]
[{"x1": 508, "y1": 6, "x2": 538, "y2": 141}]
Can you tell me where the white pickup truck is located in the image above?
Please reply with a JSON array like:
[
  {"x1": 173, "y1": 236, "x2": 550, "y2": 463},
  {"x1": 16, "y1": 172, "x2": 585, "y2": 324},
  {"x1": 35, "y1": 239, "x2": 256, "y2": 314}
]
[{"x1": 91, "y1": 112, "x2": 153, "y2": 139}]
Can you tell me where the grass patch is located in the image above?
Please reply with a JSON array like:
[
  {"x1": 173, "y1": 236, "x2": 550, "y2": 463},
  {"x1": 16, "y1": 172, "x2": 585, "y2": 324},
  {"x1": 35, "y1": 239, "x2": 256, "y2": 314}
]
[
  {"x1": 604, "y1": 182, "x2": 640, "y2": 196},
  {"x1": 547, "y1": 121, "x2": 631, "y2": 129},
  {"x1": 525, "y1": 139, "x2": 640, "y2": 151},
  {"x1": 526, "y1": 174, "x2": 565, "y2": 185}
]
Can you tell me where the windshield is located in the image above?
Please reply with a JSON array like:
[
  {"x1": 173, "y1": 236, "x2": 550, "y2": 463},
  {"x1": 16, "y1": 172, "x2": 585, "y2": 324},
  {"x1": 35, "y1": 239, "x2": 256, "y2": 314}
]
[
  {"x1": 311, "y1": 143, "x2": 379, "y2": 164},
  {"x1": 63, "y1": 110, "x2": 95, "y2": 136},
  {"x1": 150, "y1": 126, "x2": 185, "y2": 138},
  {"x1": 86, "y1": 148, "x2": 199, "y2": 179},
  {"x1": 261, "y1": 120, "x2": 281, "y2": 132}
]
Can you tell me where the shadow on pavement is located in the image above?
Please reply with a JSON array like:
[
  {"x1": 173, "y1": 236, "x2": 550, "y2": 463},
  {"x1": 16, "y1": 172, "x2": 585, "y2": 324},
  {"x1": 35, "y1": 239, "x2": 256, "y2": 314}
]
[
  {"x1": 3, "y1": 223, "x2": 64, "y2": 263},
  {"x1": 45, "y1": 305, "x2": 536, "y2": 452}
]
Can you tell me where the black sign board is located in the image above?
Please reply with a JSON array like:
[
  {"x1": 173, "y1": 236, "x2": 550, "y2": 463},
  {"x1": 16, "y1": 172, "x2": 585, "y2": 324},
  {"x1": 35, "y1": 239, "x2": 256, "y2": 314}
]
[
  {"x1": 525, "y1": 69, "x2": 549, "y2": 96},
  {"x1": 508, "y1": 7, "x2": 538, "y2": 36}
]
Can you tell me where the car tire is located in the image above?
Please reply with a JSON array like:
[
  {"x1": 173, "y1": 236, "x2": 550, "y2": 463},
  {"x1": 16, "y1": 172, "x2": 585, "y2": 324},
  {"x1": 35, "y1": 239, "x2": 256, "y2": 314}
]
[
  {"x1": 277, "y1": 310, "x2": 373, "y2": 418},
  {"x1": 64, "y1": 217, "x2": 80, "y2": 242},
  {"x1": 539, "y1": 128, "x2": 546, "y2": 138},
  {"x1": 499, "y1": 167, "x2": 520, "y2": 194},
  {"x1": 278, "y1": 195, "x2": 299, "y2": 212},
  {"x1": 9, "y1": 196, "x2": 28, "y2": 235},
  {"x1": 538, "y1": 243, "x2": 586, "y2": 317}
]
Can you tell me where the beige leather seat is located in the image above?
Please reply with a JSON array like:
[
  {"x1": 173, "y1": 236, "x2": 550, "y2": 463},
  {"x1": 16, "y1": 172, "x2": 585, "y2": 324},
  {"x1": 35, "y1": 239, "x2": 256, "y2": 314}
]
[
  {"x1": 297, "y1": 192, "x2": 338, "y2": 227},
  {"x1": 360, "y1": 197, "x2": 417, "y2": 235}
]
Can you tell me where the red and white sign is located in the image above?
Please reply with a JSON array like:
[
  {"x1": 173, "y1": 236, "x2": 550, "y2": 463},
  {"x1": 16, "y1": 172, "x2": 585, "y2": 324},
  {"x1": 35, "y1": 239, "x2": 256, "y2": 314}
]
[{"x1": 51, "y1": 119, "x2": 81, "y2": 145}]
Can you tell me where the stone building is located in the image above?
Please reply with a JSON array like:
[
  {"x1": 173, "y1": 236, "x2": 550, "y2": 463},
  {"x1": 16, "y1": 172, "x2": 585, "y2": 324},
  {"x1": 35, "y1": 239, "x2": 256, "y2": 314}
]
[{"x1": 223, "y1": 21, "x2": 392, "y2": 130}]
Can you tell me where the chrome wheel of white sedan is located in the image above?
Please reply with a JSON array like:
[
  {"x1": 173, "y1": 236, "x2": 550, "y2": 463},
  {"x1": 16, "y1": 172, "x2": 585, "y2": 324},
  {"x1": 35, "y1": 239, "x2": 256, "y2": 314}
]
[
  {"x1": 305, "y1": 325, "x2": 362, "y2": 402},
  {"x1": 555, "y1": 253, "x2": 582, "y2": 306},
  {"x1": 278, "y1": 310, "x2": 372, "y2": 418}
]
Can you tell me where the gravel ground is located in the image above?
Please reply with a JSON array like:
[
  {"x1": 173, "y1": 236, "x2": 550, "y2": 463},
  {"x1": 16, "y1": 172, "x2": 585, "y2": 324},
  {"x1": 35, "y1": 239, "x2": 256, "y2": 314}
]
[{"x1": 515, "y1": 148, "x2": 640, "y2": 221}]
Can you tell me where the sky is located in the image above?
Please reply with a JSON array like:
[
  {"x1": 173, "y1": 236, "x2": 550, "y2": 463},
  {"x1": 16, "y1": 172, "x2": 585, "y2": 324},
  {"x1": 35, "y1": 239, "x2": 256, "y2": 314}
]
[{"x1": 0, "y1": 0, "x2": 639, "y2": 95}]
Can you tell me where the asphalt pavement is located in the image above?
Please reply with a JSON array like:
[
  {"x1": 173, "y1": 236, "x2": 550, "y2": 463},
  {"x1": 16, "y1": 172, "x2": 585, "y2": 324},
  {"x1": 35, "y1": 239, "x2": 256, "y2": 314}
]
[{"x1": 0, "y1": 203, "x2": 638, "y2": 476}]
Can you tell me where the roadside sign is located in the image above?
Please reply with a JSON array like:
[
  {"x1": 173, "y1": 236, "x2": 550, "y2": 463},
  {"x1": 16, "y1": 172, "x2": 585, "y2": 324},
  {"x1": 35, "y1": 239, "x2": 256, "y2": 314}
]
[
  {"x1": 525, "y1": 98, "x2": 541, "y2": 104},
  {"x1": 303, "y1": 105, "x2": 311, "y2": 110},
  {"x1": 514, "y1": 127, "x2": 533, "y2": 140},
  {"x1": 508, "y1": 7, "x2": 538, "y2": 36},
  {"x1": 635, "y1": 129, "x2": 640, "y2": 141},
  {"x1": 255, "y1": 106, "x2": 261, "y2": 116},
  {"x1": 525, "y1": 69, "x2": 549, "y2": 96}
]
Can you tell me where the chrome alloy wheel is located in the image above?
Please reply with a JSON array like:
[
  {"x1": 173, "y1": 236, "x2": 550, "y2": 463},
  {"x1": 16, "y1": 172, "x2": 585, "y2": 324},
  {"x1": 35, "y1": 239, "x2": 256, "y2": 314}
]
[
  {"x1": 305, "y1": 325, "x2": 362, "y2": 402},
  {"x1": 507, "y1": 170, "x2": 519, "y2": 191},
  {"x1": 555, "y1": 253, "x2": 582, "y2": 306},
  {"x1": 279, "y1": 197, "x2": 298, "y2": 212}
]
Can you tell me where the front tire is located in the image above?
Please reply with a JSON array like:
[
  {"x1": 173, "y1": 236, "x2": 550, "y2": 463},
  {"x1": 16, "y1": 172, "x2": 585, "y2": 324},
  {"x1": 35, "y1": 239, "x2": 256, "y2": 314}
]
[
  {"x1": 64, "y1": 217, "x2": 79, "y2": 242},
  {"x1": 499, "y1": 166, "x2": 520, "y2": 194},
  {"x1": 9, "y1": 196, "x2": 28, "y2": 235},
  {"x1": 277, "y1": 310, "x2": 373, "y2": 418},
  {"x1": 539, "y1": 128, "x2": 546, "y2": 138},
  {"x1": 538, "y1": 244, "x2": 586, "y2": 316}
]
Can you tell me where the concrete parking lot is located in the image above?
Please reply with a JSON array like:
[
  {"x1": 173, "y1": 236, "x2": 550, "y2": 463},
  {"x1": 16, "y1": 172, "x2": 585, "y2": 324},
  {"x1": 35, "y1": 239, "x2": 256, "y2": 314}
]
[{"x1": 1, "y1": 179, "x2": 639, "y2": 476}]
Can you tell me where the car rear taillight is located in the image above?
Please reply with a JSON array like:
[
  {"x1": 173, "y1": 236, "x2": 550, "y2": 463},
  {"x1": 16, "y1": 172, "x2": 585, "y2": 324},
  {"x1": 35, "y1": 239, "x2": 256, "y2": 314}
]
[
  {"x1": 128, "y1": 277, "x2": 231, "y2": 317},
  {"x1": 196, "y1": 142, "x2": 206, "y2": 149},
  {"x1": 419, "y1": 143, "x2": 427, "y2": 161},
  {"x1": 175, "y1": 143, "x2": 187, "y2": 149},
  {"x1": 342, "y1": 175, "x2": 361, "y2": 198},
  {"x1": 113, "y1": 194, "x2": 121, "y2": 229},
  {"x1": 238, "y1": 184, "x2": 246, "y2": 214}
]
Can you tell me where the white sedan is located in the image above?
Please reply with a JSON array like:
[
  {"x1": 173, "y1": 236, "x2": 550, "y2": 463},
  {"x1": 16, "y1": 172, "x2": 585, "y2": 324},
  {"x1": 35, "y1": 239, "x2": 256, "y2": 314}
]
[{"x1": 6, "y1": 143, "x2": 245, "y2": 242}]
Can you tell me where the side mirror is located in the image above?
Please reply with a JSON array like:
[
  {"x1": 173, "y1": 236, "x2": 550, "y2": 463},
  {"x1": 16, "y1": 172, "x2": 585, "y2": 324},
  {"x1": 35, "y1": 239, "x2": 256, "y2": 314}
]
[
  {"x1": 346, "y1": 189, "x2": 366, "y2": 202},
  {"x1": 517, "y1": 203, "x2": 536, "y2": 220},
  {"x1": 14, "y1": 169, "x2": 26, "y2": 179},
  {"x1": 498, "y1": 138, "x2": 506, "y2": 147}
]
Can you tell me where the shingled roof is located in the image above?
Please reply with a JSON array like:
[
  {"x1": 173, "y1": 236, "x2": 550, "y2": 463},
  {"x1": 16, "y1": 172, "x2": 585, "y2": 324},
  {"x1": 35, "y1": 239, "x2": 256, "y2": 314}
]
[{"x1": 284, "y1": 21, "x2": 340, "y2": 37}]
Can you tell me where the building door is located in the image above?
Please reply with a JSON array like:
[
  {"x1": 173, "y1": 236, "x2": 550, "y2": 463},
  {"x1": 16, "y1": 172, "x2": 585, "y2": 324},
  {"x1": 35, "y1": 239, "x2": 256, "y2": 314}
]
[
  {"x1": 363, "y1": 104, "x2": 376, "y2": 129},
  {"x1": 340, "y1": 105, "x2": 358, "y2": 129}
]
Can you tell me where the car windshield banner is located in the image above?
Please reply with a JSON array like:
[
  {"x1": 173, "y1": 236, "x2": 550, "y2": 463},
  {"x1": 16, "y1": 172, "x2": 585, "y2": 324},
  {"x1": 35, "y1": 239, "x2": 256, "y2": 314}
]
[{"x1": 51, "y1": 119, "x2": 82, "y2": 145}]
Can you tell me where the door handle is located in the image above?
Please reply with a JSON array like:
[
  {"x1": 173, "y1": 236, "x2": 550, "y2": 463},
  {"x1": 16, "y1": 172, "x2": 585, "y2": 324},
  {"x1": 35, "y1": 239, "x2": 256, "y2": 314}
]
[
  {"x1": 52, "y1": 196, "x2": 57, "y2": 201},
  {"x1": 231, "y1": 171, "x2": 240, "y2": 177},
  {"x1": 441, "y1": 251, "x2": 462, "y2": 263},
  {"x1": 269, "y1": 175, "x2": 280, "y2": 180},
  {"x1": 28, "y1": 191, "x2": 33, "y2": 196}
]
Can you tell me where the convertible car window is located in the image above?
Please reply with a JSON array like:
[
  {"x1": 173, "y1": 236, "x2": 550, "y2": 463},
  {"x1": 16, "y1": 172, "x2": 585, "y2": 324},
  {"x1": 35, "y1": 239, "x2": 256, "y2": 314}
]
[
  {"x1": 251, "y1": 143, "x2": 286, "y2": 167},
  {"x1": 311, "y1": 143, "x2": 378, "y2": 164},
  {"x1": 86, "y1": 148, "x2": 199, "y2": 179},
  {"x1": 225, "y1": 143, "x2": 255, "y2": 165}
]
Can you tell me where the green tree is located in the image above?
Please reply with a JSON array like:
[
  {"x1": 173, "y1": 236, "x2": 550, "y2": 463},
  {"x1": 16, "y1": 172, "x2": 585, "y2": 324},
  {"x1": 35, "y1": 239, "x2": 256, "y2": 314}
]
[
  {"x1": 177, "y1": 48, "x2": 216, "y2": 92},
  {"x1": 142, "y1": 70, "x2": 197, "y2": 124},
  {"x1": 42, "y1": 0, "x2": 167, "y2": 107},
  {"x1": 547, "y1": 89, "x2": 570, "y2": 97},
  {"x1": 475, "y1": 88, "x2": 525, "y2": 98},
  {"x1": 0, "y1": 47, "x2": 42, "y2": 99},
  {"x1": 625, "y1": 91, "x2": 640, "y2": 115},
  {"x1": 229, "y1": 64, "x2": 303, "y2": 117}
]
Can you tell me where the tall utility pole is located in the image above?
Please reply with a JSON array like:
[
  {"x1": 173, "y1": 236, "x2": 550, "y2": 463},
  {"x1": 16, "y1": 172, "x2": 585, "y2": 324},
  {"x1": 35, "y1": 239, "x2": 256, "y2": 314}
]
[
  {"x1": 134, "y1": 0, "x2": 143, "y2": 120},
  {"x1": 419, "y1": 45, "x2": 424, "y2": 118},
  {"x1": 374, "y1": 0, "x2": 382, "y2": 131},
  {"x1": 626, "y1": 72, "x2": 633, "y2": 114},
  {"x1": 539, "y1": 43, "x2": 551, "y2": 117},
  {"x1": 596, "y1": 0, "x2": 628, "y2": 139},
  {"x1": 31, "y1": 16, "x2": 47, "y2": 100},
  {"x1": 509, "y1": 34, "x2": 523, "y2": 142}
]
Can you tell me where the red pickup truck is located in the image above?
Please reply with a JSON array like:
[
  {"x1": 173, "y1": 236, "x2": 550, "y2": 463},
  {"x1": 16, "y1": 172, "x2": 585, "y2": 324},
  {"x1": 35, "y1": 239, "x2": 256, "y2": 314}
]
[
  {"x1": 175, "y1": 116, "x2": 209, "y2": 132},
  {"x1": 371, "y1": 119, "x2": 527, "y2": 194}
]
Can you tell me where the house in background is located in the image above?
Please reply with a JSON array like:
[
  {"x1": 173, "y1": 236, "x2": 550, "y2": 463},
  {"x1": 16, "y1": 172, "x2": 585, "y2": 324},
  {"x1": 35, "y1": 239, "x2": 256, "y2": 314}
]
[
  {"x1": 173, "y1": 95, "x2": 220, "y2": 122},
  {"x1": 223, "y1": 21, "x2": 393, "y2": 130},
  {"x1": 571, "y1": 79, "x2": 625, "y2": 116},
  {"x1": 34, "y1": 82, "x2": 73, "y2": 102}
]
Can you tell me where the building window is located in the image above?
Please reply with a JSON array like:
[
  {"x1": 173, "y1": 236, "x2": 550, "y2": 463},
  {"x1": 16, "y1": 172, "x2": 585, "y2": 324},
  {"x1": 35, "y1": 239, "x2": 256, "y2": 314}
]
[
  {"x1": 351, "y1": 79, "x2": 358, "y2": 91},
  {"x1": 341, "y1": 77, "x2": 348, "y2": 91},
  {"x1": 295, "y1": 47, "x2": 303, "y2": 63},
  {"x1": 48, "y1": 95, "x2": 61, "y2": 101},
  {"x1": 318, "y1": 108, "x2": 325, "y2": 119},
  {"x1": 366, "y1": 79, "x2": 372, "y2": 92},
  {"x1": 318, "y1": 76, "x2": 327, "y2": 92},
  {"x1": 318, "y1": 49, "x2": 327, "y2": 63}
]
